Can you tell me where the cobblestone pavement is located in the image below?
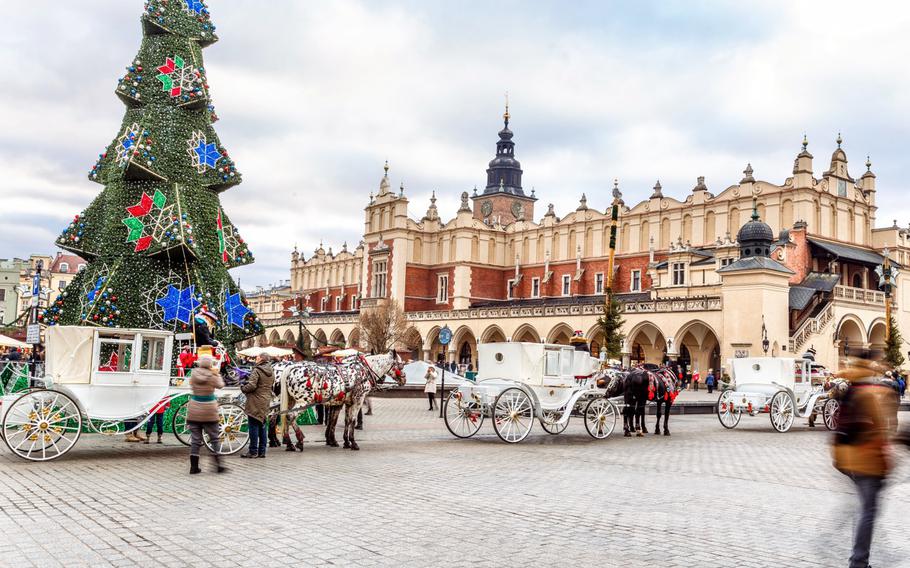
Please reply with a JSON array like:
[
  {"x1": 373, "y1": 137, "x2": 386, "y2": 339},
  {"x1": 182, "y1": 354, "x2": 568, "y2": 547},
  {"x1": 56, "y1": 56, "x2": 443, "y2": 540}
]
[{"x1": 0, "y1": 398, "x2": 908, "y2": 568}]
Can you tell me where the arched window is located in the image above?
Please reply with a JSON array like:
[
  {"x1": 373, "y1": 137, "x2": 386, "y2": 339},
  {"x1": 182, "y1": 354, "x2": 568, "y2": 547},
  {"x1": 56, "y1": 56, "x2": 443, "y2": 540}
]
[
  {"x1": 660, "y1": 218, "x2": 670, "y2": 249},
  {"x1": 621, "y1": 223, "x2": 630, "y2": 252},
  {"x1": 704, "y1": 211, "x2": 716, "y2": 244},
  {"x1": 682, "y1": 214, "x2": 692, "y2": 243},
  {"x1": 852, "y1": 273, "x2": 862, "y2": 289},
  {"x1": 639, "y1": 221, "x2": 650, "y2": 251},
  {"x1": 781, "y1": 199, "x2": 794, "y2": 229},
  {"x1": 413, "y1": 237, "x2": 423, "y2": 263},
  {"x1": 728, "y1": 207, "x2": 740, "y2": 236}
]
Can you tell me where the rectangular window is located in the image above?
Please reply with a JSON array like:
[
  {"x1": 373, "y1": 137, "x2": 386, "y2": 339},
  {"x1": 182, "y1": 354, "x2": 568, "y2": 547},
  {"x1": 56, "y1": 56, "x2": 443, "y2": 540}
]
[
  {"x1": 531, "y1": 277, "x2": 541, "y2": 298},
  {"x1": 672, "y1": 263, "x2": 686, "y2": 286},
  {"x1": 372, "y1": 260, "x2": 387, "y2": 298},
  {"x1": 631, "y1": 270, "x2": 641, "y2": 292},
  {"x1": 562, "y1": 274, "x2": 571, "y2": 297},
  {"x1": 97, "y1": 339, "x2": 133, "y2": 373},
  {"x1": 720, "y1": 258, "x2": 734, "y2": 268},
  {"x1": 544, "y1": 350, "x2": 560, "y2": 376},
  {"x1": 139, "y1": 336, "x2": 166, "y2": 371},
  {"x1": 321, "y1": 297, "x2": 328, "y2": 312},
  {"x1": 595, "y1": 273, "x2": 604, "y2": 295},
  {"x1": 0, "y1": 289, "x2": 5, "y2": 302},
  {"x1": 58, "y1": 280, "x2": 66, "y2": 290},
  {"x1": 437, "y1": 274, "x2": 449, "y2": 303},
  {"x1": 335, "y1": 295, "x2": 343, "y2": 311},
  {"x1": 506, "y1": 279, "x2": 516, "y2": 300}
]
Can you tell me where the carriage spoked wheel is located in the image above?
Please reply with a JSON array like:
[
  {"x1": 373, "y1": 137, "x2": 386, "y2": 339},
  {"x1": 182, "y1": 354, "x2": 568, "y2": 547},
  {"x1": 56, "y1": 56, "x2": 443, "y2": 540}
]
[
  {"x1": 540, "y1": 410, "x2": 569, "y2": 435},
  {"x1": 171, "y1": 400, "x2": 191, "y2": 446},
  {"x1": 583, "y1": 398, "x2": 617, "y2": 439},
  {"x1": 443, "y1": 391, "x2": 484, "y2": 438},
  {"x1": 769, "y1": 391, "x2": 795, "y2": 433},
  {"x1": 492, "y1": 388, "x2": 534, "y2": 443},
  {"x1": 716, "y1": 391, "x2": 741, "y2": 429},
  {"x1": 2, "y1": 389, "x2": 82, "y2": 462},
  {"x1": 204, "y1": 403, "x2": 249, "y2": 455},
  {"x1": 822, "y1": 398, "x2": 839, "y2": 431}
]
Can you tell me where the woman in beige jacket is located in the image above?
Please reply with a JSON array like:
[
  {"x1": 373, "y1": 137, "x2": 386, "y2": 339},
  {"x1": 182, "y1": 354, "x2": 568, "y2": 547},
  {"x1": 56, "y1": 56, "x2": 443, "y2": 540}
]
[{"x1": 187, "y1": 355, "x2": 226, "y2": 474}]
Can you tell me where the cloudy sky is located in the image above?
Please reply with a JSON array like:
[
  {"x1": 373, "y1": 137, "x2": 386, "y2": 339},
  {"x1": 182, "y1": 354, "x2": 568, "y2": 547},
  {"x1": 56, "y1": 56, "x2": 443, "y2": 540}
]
[{"x1": 2, "y1": 1, "x2": 909, "y2": 288}]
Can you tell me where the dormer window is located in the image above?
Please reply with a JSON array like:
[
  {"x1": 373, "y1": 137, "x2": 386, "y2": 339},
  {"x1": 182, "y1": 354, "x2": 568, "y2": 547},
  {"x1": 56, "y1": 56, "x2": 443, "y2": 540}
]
[{"x1": 59, "y1": 262, "x2": 69, "y2": 274}]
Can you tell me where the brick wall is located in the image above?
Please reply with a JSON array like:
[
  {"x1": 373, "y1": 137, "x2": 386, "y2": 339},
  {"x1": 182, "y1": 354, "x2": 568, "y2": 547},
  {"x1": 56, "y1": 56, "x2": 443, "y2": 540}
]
[
  {"x1": 286, "y1": 284, "x2": 361, "y2": 315},
  {"x1": 472, "y1": 195, "x2": 535, "y2": 224},
  {"x1": 783, "y1": 227, "x2": 811, "y2": 284},
  {"x1": 404, "y1": 265, "x2": 454, "y2": 311}
]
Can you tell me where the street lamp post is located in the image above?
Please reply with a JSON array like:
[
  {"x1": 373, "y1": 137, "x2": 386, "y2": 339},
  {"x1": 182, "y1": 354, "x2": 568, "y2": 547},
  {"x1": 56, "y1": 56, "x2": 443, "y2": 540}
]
[
  {"x1": 761, "y1": 316, "x2": 769, "y2": 356},
  {"x1": 875, "y1": 247, "x2": 900, "y2": 346}
]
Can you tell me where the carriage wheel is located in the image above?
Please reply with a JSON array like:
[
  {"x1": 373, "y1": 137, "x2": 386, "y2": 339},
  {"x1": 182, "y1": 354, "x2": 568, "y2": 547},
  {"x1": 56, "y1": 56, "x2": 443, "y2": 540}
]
[
  {"x1": 769, "y1": 391, "x2": 795, "y2": 432},
  {"x1": 171, "y1": 400, "x2": 191, "y2": 446},
  {"x1": 492, "y1": 388, "x2": 534, "y2": 443},
  {"x1": 823, "y1": 398, "x2": 839, "y2": 431},
  {"x1": 204, "y1": 403, "x2": 249, "y2": 455},
  {"x1": 540, "y1": 410, "x2": 569, "y2": 435},
  {"x1": 716, "y1": 391, "x2": 741, "y2": 429},
  {"x1": 584, "y1": 398, "x2": 617, "y2": 439},
  {"x1": 2, "y1": 389, "x2": 82, "y2": 462},
  {"x1": 443, "y1": 391, "x2": 484, "y2": 438}
]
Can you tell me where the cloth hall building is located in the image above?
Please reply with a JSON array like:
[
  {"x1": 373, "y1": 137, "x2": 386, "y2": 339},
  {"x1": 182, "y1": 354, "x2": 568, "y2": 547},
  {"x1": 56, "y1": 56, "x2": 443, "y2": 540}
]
[{"x1": 251, "y1": 111, "x2": 910, "y2": 376}]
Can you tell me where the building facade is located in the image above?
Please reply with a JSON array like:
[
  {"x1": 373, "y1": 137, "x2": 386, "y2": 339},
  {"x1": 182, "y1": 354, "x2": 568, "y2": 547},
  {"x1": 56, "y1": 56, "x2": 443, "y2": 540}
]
[{"x1": 251, "y1": 112, "x2": 909, "y2": 376}]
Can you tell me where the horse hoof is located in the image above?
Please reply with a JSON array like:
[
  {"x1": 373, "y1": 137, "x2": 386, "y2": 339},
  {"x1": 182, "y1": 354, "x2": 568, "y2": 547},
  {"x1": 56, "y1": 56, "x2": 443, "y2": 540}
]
[
  {"x1": 653, "y1": 429, "x2": 661, "y2": 435},
  {"x1": 343, "y1": 442, "x2": 351, "y2": 449},
  {"x1": 636, "y1": 431, "x2": 644, "y2": 437},
  {"x1": 663, "y1": 431, "x2": 671, "y2": 436},
  {"x1": 327, "y1": 441, "x2": 339, "y2": 448},
  {"x1": 641, "y1": 428, "x2": 649, "y2": 434},
  {"x1": 350, "y1": 443, "x2": 360, "y2": 451},
  {"x1": 624, "y1": 431, "x2": 631, "y2": 438}
]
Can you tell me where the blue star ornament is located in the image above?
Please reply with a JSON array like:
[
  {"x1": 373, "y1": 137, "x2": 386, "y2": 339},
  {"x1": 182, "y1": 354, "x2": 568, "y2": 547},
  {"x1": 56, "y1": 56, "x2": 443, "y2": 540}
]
[
  {"x1": 184, "y1": 0, "x2": 206, "y2": 14},
  {"x1": 194, "y1": 139, "x2": 221, "y2": 169},
  {"x1": 156, "y1": 285, "x2": 201, "y2": 324},
  {"x1": 223, "y1": 292, "x2": 251, "y2": 329}
]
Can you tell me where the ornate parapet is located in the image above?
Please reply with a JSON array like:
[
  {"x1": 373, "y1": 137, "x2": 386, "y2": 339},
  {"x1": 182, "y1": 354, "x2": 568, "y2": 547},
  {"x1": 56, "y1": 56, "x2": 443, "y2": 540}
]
[{"x1": 620, "y1": 296, "x2": 722, "y2": 314}]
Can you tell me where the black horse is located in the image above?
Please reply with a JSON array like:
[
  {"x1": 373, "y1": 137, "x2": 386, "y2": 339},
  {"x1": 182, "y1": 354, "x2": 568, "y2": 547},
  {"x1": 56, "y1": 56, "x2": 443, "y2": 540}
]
[
  {"x1": 650, "y1": 368, "x2": 681, "y2": 436},
  {"x1": 620, "y1": 368, "x2": 650, "y2": 437}
]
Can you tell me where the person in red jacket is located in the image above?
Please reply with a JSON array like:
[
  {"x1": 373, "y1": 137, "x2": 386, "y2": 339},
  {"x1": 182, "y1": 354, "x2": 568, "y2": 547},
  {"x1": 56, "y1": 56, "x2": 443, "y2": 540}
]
[{"x1": 144, "y1": 398, "x2": 170, "y2": 444}]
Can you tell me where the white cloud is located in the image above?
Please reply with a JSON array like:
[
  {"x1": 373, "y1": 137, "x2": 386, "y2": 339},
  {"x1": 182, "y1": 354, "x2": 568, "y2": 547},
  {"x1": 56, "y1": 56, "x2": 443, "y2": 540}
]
[{"x1": 1, "y1": 0, "x2": 909, "y2": 288}]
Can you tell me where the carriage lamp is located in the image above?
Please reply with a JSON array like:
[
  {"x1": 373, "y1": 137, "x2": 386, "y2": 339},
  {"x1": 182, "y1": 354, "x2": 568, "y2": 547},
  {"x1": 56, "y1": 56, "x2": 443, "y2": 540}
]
[{"x1": 761, "y1": 317, "x2": 770, "y2": 355}]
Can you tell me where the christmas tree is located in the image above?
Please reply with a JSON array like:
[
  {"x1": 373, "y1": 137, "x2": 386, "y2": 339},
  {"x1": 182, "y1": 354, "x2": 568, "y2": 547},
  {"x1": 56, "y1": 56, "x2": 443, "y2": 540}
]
[
  {"x1": 41, "y1": 0, "x2": 262, "y2": 346},
  {"x1": 598, "y1": 290, "x2": 625, "y2": 359},
  {"x1": 884, "y1": 315, "x2": 905, "y2": 370}
]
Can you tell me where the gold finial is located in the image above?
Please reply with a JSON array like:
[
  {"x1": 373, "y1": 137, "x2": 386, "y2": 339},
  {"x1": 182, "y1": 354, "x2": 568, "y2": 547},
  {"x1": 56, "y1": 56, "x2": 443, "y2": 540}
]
[
  {"x1": 383, "y1": 160, "x2": 389, "y2": 175},
  {"x1": 503, "y1": 91, "x2": 510, "y2": 123}
]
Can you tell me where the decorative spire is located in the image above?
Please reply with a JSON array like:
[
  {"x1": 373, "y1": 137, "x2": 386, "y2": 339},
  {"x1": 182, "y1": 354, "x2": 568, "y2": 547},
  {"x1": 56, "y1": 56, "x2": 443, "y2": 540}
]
[
  {"x1": 692, "y1": 176, "x2": 707, "y2": 192},
  {"x1": 423, "y1": 191, "x2": 439, "y2": 221},
  {"x1": 836, "y1": 132, "x2": 842, "y2": 148},
  {"x1": 472, "y1": 185, "x2": 478, "y2": 197},
  {"x1": 503, "y1": 91, "x2": 510, "y2": 127},
  {"x1": 577, "y1": 193, "x2": 588, "y2": 211},
  {"x1": 802, "y1": 133, "x2": 808, "y2": 151},
  {"x1": 612, "y1": 178, "x2": 623, "y2": 200},
  {"x1": 866, "y1": 155, "x2": 872, "y2": 172},
  {"x1": 650, "y1": 180, "x2": 663, "y2": 199},
  {"x1": 484, "y1": 100, "x2": 524, "y2": 196},
  {"x1": 546, "y1": 203, "x2": 555, "y2": 216},
  {"x1": 342, "y1": 241, "x2": 348, "y2": 252},
  {"x1": 530, "y1": 187, "x2": 536, "y2": 198},
  {"x1": 751, "y1": 196, "x2": 760, "y2": 221},
  {"x1": 740, "y1": 163, "x2": 755, "y2": 184},
  {"x1": 399, "y1": 181, "x2": 405, "y2": 197},
  {"x1": 378, "y1": 161, "x2": 391, "y2": 195}
]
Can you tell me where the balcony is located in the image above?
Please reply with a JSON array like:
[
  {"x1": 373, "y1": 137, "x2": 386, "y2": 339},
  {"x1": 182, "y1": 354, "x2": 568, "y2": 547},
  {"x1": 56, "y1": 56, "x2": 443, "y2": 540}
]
[{"x1": 833, "y1": 285, "x2": 890, "y2": 307}]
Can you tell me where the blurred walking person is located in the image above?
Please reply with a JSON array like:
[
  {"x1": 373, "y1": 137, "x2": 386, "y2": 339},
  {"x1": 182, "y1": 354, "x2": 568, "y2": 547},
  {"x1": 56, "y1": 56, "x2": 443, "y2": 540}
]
[
  {"x1": 705, "y1": 369, "x2": 716, "y2": 394},
  {"x1": 187, "y1": 355, "x2": 226, "y2": 474},
  {"x1": 831, "y1": 355, "x2": 897, "y2": 568}
]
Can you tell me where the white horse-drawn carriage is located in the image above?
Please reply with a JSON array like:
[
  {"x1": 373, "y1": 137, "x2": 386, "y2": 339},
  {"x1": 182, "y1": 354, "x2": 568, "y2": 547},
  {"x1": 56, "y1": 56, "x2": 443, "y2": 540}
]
[
  {"x1": 443, "y1": 342, "x2": 619, "y2": 443},
  {"x1": 0, "y1": 326, "x2": 248, "y2": 461},
  {"x1": 716, "y1": 356, "x2": 839, "y2": 432}
]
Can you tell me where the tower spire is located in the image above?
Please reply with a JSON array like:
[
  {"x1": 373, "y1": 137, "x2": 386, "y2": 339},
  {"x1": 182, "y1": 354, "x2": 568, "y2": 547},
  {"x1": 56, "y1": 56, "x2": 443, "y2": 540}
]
[{"x1": 504, "y1": 91, "x2": 510, "y2": 127}]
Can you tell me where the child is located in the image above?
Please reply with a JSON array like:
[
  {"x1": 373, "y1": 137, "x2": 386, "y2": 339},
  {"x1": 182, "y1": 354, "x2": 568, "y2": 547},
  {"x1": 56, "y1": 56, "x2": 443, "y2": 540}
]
[{"x1": 144, "y1": 398, "x2": 169, "y2": 444}]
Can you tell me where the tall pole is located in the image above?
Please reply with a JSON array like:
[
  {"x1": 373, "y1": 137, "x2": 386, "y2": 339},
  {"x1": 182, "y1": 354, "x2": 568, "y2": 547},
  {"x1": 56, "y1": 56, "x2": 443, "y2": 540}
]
[{"x1": 605, "y1": 187, "x2": 620, "y2": 292}]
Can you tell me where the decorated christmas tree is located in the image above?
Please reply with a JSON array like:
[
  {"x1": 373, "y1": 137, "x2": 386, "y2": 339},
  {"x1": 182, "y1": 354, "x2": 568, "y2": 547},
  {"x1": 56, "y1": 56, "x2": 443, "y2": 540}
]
[
  {"x1": 598, "y1": 291, "x2": 625, "y2": 360},
  {"x1": 41, "y1": 0, "x2": 262, "y2": 346}
]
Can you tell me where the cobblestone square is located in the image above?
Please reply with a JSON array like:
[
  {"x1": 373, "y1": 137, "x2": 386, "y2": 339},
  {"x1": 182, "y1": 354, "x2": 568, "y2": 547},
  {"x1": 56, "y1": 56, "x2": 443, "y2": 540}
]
[{"x1": 0, "y1": 398, "x2": 908, "y2": 567}]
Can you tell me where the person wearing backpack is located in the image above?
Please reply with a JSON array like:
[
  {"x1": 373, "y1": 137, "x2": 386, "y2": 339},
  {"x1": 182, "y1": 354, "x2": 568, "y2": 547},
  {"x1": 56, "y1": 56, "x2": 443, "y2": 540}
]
[{"x1": 831, "y1": 356, "x2": 898, "y2": 568}]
